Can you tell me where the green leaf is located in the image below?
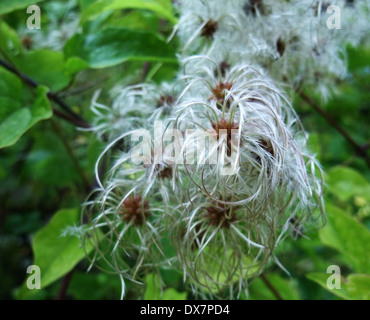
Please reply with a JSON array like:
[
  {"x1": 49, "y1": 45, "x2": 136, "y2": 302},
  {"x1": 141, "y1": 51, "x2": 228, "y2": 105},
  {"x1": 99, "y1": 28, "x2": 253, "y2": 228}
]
[
  {"x1": 64, "y1": 57, "x2": 90, "y2": 75},
  {"x1": 326, "y1": 166, "x2": 370, "y2": 201},
  {"x1": 0, "y1": 86, "x2": 52, "y2": 149},
  {"x1": 81, "y1": 0, "x2": 177, "y2": 24},
  {"x1": 0, "y1": 0, "x2": 45, "y2": 15},
  {"x1": 1, "y1": 24, "x2": 72, "y2": 91},
  {"x1": 105, "y1": 10, "x2": 160, "y2": 32},
  {"x1": 0, "y1": 67, "x2": 23, "y2": 119},
  {"x1": 319, "y1": 204, "x2": 370, "y2": 273},
  {"x1": 65, "y1": 27, "x2": 177, "y2": 69},
  {"x1": 307, "y1": 273, "x2": 370, "y2": 300},
  {"x1": 347, "y1": 45, "x2": 370, "y2": 72},
  {"x1": 144, "y1": 274, "x2": 186, "y2": 300},
  {"x1": 161, "y1": 288, "x2": 187, "y2": 300},
  {"x1": 17, "y1": 208, "x2": 90, "y2": 299},
  {"x1": 0, "y1": 21, "x2": 22, "y2": 57},
  {"x1": 248, "y1": 274, "x2": 300, "y2": 300},
  {"x1": 68, "y1": 272, "x2": 122, "y2": 300},
  {"x1": 0, "y1": 109, "x2": 31, "y2": 149},
  {"x1": 13, "y1": 50, "x2": 72, "y2": 92}
]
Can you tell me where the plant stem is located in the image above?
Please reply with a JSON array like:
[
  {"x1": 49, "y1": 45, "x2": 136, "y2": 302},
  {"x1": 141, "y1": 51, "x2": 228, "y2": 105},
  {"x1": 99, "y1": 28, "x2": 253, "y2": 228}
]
[
  {"x1": 298, "y1": 90, "x2": 370, "y2": 168},
  {"x1": 260, "y1": 273, "x2": 284, "y2": 300},
  {"x1": 56, "y1": 269, "x2": 75, "y2": 300},
  {"x1": 58, "y1": 76, "x2": 109, "y2": 98},
  {"x1": 52, "y1": 108, "x2": 90, "y2": 128}
]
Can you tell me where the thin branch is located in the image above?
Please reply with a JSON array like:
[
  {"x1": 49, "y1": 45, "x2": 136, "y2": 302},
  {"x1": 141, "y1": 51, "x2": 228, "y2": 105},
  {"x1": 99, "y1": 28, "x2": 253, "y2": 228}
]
[
  {"x1": 58, "y1": 76, "x2": 109, "y2": 98},
  {"x1": 260, "y1": 273, "x2": 284, "y2": 300},
  {"x1": 52, "y1": 108, "x2": 90, "y2": 128},
  {"x1": 0, "y1": 58, "x2": 90, "y2": 128},
  {"x1": 141, "y1": 62, "x2": 151, "y2": 82},
  {"x1": 298, "y1": 90, "x2": 370, "y2": 168},
  {"x1": 0, "y1": 57, "x2": 38, "y2": 87}
]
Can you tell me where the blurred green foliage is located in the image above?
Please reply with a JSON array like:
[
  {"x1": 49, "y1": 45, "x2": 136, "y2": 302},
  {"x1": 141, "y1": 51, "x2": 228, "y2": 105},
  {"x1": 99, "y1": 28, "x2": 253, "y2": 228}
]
[{"x1": 0, "y1": 0, "x2": 369, "y2": 300}]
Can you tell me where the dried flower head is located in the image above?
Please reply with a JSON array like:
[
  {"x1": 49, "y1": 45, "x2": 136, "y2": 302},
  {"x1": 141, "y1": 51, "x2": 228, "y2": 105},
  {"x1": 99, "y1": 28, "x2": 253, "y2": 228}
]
[
  {"x1": 120, "y1": 195, "x2": 151, "y2": 226},
  {"x1": 201, "y1": 20, "x2": 219, "y2": 39},
  {"x1": 82, "y1": 0, "x2": 335, "y2": 299}
]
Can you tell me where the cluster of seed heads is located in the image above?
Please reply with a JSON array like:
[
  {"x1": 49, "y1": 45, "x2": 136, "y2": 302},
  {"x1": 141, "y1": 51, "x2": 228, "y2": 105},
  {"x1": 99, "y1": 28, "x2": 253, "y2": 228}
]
[{"x1": 81, "y1": 0, "x2": 370, "y2": 299}]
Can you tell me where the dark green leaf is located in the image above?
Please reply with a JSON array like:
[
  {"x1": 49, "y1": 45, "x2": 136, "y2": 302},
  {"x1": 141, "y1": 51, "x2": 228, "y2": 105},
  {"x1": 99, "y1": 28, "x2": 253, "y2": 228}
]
[
  {"x1": 0, "y1": 0, "x2": 45, "y2": 15},
  {"x1": 0, "y1": 67, "x2": 23, "y2": 119}
]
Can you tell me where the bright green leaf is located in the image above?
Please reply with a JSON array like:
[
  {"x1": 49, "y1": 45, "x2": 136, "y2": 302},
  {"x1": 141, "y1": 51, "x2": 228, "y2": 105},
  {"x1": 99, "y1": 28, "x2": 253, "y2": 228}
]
[
  {"x1": 0, "y1": 86, "x2": 52, "y2": 149},
  {"x1": 319, "y1": 204, "x2": 370, "y2": 273},
  {"x1": 81, "y1": 0, "x2": 177, "y2": 24},
  {"x1": 161, "y1": 288, "x2": 187, "y2": 300},
  {"x1": 65, "y1": 27, "x2": 177, "y2": 68},
  {"x1": 326, "y1": 166, "x2": 370, "y2": 201},
  {"x1": 0, "y1": 108, "x2": 32, "y2": 148},
  {"x1": 106, "y1": 10, "x2": 160, "y2": 31},
  {"x1": 0, "y1": 21, "x2": 22, "y2": 57},
  {"x1": 18, "y1": 208, "x2": 91, "y2": 299},
  {"x1": 248, "y1": 274, "x2": 300, "y2": 300},
  {"x1": 64, "y1": 57, "x2": 90, "y2": 75},
  {"x1": 13, "y1": 50, "x2": 72, "y2": 92},
  {"x1": 144, "y1": 274, "x2": 186, "y2": 300},
  {"x1": 307, "y1": 273, "x2": 370, "y2": 300},
  {"x1": 32, "y1": 208, "x2": 83, "y2": 288}
]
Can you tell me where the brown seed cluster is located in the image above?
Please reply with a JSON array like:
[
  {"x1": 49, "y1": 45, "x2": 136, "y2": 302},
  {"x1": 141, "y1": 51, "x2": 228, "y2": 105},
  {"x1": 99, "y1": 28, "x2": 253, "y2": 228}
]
[
  {"x1": 22, "y1": 36, "x2": 32, "y2": 50},
  {"x1": 276, "y1": 38, "x2": 286, "y2": 57},
  {"x1": 120, "y1": 195, "x2": 150, "y2": 226},
  {"x1": 312, "y1": 1, "x2": 331, "y2": 16},
  {"x1": 255, "y1": 139, "x2": 275, "y2": 164},
  {"x1": 244, "y1": 0, "x2": 266, "y2": 16},
  {"x1": 211, "y1": 118, "x2": 240, "y2": 154},
  {"x1": 157, "y1": 166, "x2": 172, "y2": 179},
  {"x1": 214, "y1": 61, "x2": 231, "y2": 78},
  {"x1": 210, "y1": 81, "x2": 233, "y2": 104},
  {"x1": 259, "y1": 139, "x2": 274, "y2": 156},
  {"x1": 219, "y1": 61, "x2": 230, "y2": 77},
  {"x1": 201, "y1": 20, "x2": 218, "y2": 39},
  {"x1": 142, "y1": 151, "x2": 173, "y2": 179},
  {"x1": 204, "y1": 202, "x2": 237, "y2": 229},
  {"x1": 157, "y1": 95, "x2": 174, "y2": 108}
]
